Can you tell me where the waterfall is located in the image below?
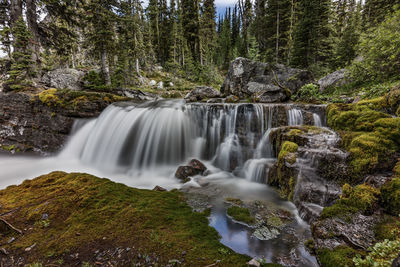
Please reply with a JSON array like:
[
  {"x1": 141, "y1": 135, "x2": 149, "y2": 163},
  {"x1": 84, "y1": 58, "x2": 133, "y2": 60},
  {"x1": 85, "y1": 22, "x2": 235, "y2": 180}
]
[
  {"x1": 62, "y1": 100, "x2": 324, "y2": 183},
  {"x1": 313, "y1": 113, "x2": 322, "y2": 127},
  {"x1": 288, "y1": 108, "x2": 304, "y2": 126}
]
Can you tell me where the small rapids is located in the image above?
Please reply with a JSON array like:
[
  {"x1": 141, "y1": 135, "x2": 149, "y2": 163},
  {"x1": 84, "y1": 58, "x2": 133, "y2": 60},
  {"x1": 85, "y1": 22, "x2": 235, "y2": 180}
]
[{"x1": 0, "y1": 99, "x2": 327, "y2": 266}]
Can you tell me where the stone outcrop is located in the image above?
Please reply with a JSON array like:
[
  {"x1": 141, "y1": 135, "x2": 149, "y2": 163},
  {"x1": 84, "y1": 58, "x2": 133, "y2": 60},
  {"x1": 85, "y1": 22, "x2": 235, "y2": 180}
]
[
  {"x1": 221, "y1": 58, "x2": 314, "y2": 103},
  {"x1": 185, "y1": 86, "x2": 221, "y2": 102},
  {"x1": 268, "y1": 126, "x2": 348, "y2": 222},
  {"x1": 0, "y1": 90, "x2": 148, "y2": 154},
  {"x1": 318, "y1": 69, "x2": 350, "y2": 93},
  {"x1": 41, "y1": 68, "x2": 85, "y2": 91}
]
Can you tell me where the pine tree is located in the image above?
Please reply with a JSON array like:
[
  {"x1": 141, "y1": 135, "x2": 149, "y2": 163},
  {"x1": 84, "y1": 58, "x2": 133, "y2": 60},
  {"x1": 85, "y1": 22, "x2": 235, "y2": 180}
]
[
  {"x1": 85, "y1": 0, "x2": 119, "y2": 86},
  {"x1": 5, "y1": 18, "x2": 34, "y2": 91},
  {"x1": 290, "y1": 0, "x2": 334, "y2": 69},
  {"x1": 200, "y1": 0, "x2": 216, "y2": 65},
  {"x1": 363, "y1": 0, "x2": 397, "y2": 28}
]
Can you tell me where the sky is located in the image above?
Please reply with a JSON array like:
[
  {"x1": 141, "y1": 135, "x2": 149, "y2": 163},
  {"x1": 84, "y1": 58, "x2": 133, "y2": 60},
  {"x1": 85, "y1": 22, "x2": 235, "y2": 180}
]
[{"x1": 142, "y1": 0, "x2": 237, "y2": 15}]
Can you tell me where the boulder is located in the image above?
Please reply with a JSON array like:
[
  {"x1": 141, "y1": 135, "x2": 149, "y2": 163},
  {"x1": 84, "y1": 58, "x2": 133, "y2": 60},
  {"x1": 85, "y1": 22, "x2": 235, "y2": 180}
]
[
  {"x1": 318, "y1": 69, "x2": 350, "y2": 93},
  {"x1": 185, "y1": 86, "x2": 221, "y2": 102},
  {"x1": 175, "y1": 159, "x2": 208, "y2": 183},
  {"x1": 221, "y1": 57, "x2": 314, "y2": 103},
  {"x1": 41, "y1": 68, "x2": 85, "y2": 91},
  {"x1": 312, "y1": 212, "x2": 380, "y2": 250},
  {"x1": 188, "y1": 159, "x2": 207, "y2": 173}
]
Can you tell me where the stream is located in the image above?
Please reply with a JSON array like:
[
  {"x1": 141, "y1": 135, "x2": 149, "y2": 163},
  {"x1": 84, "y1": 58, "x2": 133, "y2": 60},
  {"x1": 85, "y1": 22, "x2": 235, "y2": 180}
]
[{"x1": 0, "y1": 100, "x2": 327, "y2": 266}]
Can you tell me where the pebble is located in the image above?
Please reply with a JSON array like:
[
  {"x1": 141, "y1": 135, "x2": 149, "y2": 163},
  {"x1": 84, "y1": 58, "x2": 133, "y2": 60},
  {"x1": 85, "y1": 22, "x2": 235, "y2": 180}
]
[
  {"x1": 24, "y1": 243, "x2": 36, "y2": 252},
  {"x1": 8, "y1": 237, "x2": 15, "y2": 244},
  {"x1": 41, "y1": 213, "x2": 49, "y2": 220}
]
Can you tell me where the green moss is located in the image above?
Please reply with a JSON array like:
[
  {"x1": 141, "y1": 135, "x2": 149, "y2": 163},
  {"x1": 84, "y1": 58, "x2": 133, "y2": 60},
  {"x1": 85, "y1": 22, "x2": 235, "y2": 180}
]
[
  {"x1": 348, "y1": 132, "x2": 397, "y2": 175},
  {"x1": 0, "y1": 172, "x2": 249, "y2": 265},
  {"x1": 380, "y1": 178, "x2": 400, "y2": 216},
  {"x1": 353, "y1": 239, "x2": 400, "y2": 267},
  {"x1": 227, "y1": 206, "x2": 255, "y2": 225},
  {"x1": 316, "y1": 246, "x2": 360, "y2": 267},
  {"x1": 374, "y1": 215, "x2": 400, "y2": 241},
  {"x1": 278, "y1": 141, "x2": 298, "y2": 164},
  {"x1": 36, "y1": 89, "x2": 129, "y2": 108},
  {"x1": 321, "y1": 184, "x2": 380, "y2": 219},
  {"x1": 225, "y1": 198, "x2": 243, "y2": 206}
]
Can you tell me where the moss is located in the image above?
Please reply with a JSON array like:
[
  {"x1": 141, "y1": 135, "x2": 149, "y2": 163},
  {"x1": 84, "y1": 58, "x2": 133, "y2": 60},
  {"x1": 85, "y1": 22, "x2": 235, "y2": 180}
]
[
  {"x1": 373, "y1": 118, "x2": 400, "y2": 146},
  {"x1": 348, "y1": 132, "x2": 397, "y2": 175},
  {"x1": 304, "y1": 239, "x2": 315, "y2": 253},
  {"x1": 316, "y1": 246, "x2": 361, "y2": 267},
  {"x1": 227, "y1": 206, "x2": 255, "y2": 225},
  {"x1": 374, "y1": 215, "x2": 400, "y2": 241},
  {"x1": 288, "y1": 129, "x2": 304, "y2": 136},
  {"x1": 225, "y1": 198, "x2": 243, "y2": 206},
  {"x1": 321, "y1": 183, "x2": 380, "y2": 219},
  {"x1": 36, "y1": 89, "x2": 129, "y2": 109},
  {"x1": 0, "y1": 172, "x2": 250, "y2": 265},
  {"x1": 267, "y1": 216, "x2": 284, "y2": 228},
  {"x1": 380, "y1": 178, "x2": 400, "y2": 216},
  {"x1": 278, "y1": 141, "x2": 298, "y2": 163}
]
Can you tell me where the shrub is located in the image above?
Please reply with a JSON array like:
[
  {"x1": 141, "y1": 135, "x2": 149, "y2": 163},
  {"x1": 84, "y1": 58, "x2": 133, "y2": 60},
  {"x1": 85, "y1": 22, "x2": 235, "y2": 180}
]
[
  {"x1": 292, "y1": 83, "x2": 321, "y2": 102},
  {"x1": 353, "y1": 239, "x2": 400, "y2": 267},
  {"x1": 349, "y1": 10, "x2": 400, "y2": 83}
]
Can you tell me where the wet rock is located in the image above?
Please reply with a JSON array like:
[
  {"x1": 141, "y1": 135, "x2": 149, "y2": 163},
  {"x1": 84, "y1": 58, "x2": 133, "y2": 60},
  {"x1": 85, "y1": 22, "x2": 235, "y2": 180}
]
[
  {"x1": 312, "y1": 212, "x2": 380, "y2": 250},
  {"x1": 175, "y1": 166, "x2": 199, "y2": 183},
  {"x1": 188, "y1": 159, "x2": 207, "y2": 174},
  {"x1": 153, "y1": 186, "x2": 167, "y2": 192},
  {"x1": 247, "y1": 258, "x2": 260, "y2": 267},
  {"x1": 268, "y1": 126, "x2": 346, "y2": 222},
  {"x1": 221, "y1": 57, "x2": 314, "y2": 103},
  {"x1": 42, "y1": 68, "x2": 85, "y2": 90},
  {"x1": 185, "y1": 86, "x2": 221, "y2": 102},
  {"x1": 318, "y1": 69, "x2": 350, "y2": 93},
  {"x1": 175, "y1": 159, "x2": 208, "y2": 183},
  {"x1": 252, "y1": 226, "x2": 280, "y2": 240}
]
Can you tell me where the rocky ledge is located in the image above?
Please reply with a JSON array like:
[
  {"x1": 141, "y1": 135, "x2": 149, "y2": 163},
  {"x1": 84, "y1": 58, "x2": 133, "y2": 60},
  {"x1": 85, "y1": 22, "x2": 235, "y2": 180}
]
[{"x1": 0, "y1": 89, "x2": 153, "y2": 154}]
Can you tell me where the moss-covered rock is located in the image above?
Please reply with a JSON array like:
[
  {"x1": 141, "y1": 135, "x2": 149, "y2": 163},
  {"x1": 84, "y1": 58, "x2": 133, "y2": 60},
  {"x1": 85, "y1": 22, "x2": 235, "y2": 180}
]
[
  {"x1": 316, "y1": 246, "x2": 361, "y2": 267},
  {"x1": 327, "y1": 92, "x2": 400, "y2": 182},
  {"x1": 320, "y1": 183, "x2": 380, "y2": 219},
  {"x1": 380, "y1": 178, "x2": 400, "y2": 216},
  {"x1": 0, "y1": 172, "x2": 249, "y2": 266},
  {"x1": 227, "y1": 206, "x2": 255, "y2": 225}
]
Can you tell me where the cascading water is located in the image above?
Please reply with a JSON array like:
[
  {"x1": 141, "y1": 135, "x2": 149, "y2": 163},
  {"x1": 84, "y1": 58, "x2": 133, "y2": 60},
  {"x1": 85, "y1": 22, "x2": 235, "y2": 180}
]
[
  {"x1": 288, "y1": 108, "x2": 304, "y2": 126},
  {"x1": 313, "y1": 113, "x2": 323, "y2": 127},
  {"x1": 0, "y1": 99, "x2": 327, "y2": 266}
]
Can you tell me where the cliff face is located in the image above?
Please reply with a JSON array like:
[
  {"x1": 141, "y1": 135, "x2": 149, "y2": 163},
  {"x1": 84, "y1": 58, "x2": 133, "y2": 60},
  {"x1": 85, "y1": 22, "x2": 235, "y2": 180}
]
[{"x1": 0, "y1": 90, "x2": 133, "y2": 154}]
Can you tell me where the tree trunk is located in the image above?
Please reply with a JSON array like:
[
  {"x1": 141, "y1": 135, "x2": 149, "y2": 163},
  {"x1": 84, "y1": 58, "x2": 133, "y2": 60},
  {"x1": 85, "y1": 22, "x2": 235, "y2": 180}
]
[
  {"x1": 101, "y1": 48, "x2": 111, "y2": 86},
  {"x1": 9, "y1": 0, "x2": 22, "y2": 28},
  {"x1": 26, "y1": 0, "x2": 41, "y2": 76}
]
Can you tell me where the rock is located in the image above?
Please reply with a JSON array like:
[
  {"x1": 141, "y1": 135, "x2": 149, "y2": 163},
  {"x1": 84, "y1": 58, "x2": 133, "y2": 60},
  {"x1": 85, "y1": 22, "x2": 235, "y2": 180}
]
[
  {"x1": 392, "y1": 254, "x2": 400, "y2": 267},
  {"x1": 247, "y1": 258, "x2": 261, "y2": 267},
  {"x1": 318, "y1": 69, "x2": 350, "y2": 93},
  {"x1": 225, "y1": 95, "x2": 240, "y2": 103},
  {"x1": 312, "y1": 212, "x2": 380, "y2": 250},
  {"x1": 149, "y1": 80, "x2": 157, "y2": 86},
  {"x1": 41, "y1": 213, "x2": 49, "y2": 220},
  {"x1": 41, "y1": 68, "x2": 85, "y2": 90},
  {"x1": 175, "y1": 166, "x2": 199, "y2": 183},
  {"x1": 188, "y1": 159, "x2": 207, "y2": 174},
  {"x1": 175, "y1": 159, "x2": 208, "y2": 183},
  {"x1": 252, "y1": 226, "x2": 280, "y2": 240},
  {"x1": 118, "y1": 89, "x2": 156, "y2": 101},
  {"x1": 0, "y1": 248, "x2": 8, "y2": 255},
  {"x1": 268, "y1": 126, "x2": 346, "y2": 222},
  {"x1": 157, "y1": 81, "x2": 164, "y2": 90},
  {"x1": 221, "y1": 57, "x2": 314, "y2": 103},
  {"x1": 185, "y1": 86, "x2": 221, "y2": 102},
  {"x1": 153, "y1": 186, "x2": 167, "y2": 192}
]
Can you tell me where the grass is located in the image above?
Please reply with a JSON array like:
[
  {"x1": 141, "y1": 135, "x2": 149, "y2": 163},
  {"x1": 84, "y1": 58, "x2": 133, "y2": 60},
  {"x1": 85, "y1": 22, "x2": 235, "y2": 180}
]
[
  {"x1": 0, "y1": 172, "x2": 250, "y2": 266},
  {"x1": 227, "y1": 206, "x2": 255, "y2": 225}
]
